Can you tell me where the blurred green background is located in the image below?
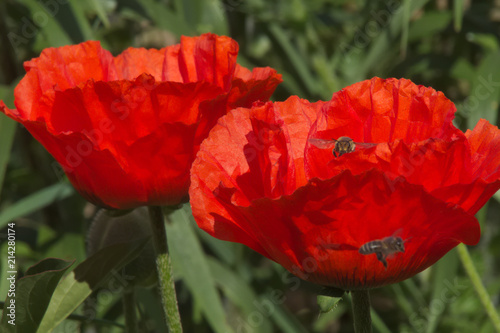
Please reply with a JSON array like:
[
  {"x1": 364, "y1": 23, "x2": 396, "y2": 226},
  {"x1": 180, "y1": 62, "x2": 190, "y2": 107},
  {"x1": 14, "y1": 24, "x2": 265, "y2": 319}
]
[{"x1": 0, "y1": 0, "x2": 499, "y2": 332}]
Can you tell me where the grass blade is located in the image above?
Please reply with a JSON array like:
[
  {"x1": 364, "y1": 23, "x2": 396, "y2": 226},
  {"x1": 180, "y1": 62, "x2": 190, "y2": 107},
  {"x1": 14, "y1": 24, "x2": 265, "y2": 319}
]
[
  {"x1": 0, "y1": 182, "x2": 74, "y2": 229},
  {"x1": 167, "y1": 206, "x2": 232, "y2": 333}
]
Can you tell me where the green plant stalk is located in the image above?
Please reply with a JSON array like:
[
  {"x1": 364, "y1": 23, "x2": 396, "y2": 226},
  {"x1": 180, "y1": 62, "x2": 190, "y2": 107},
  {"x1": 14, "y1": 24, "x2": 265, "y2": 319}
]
[
  {"x1": 351, "y1": 290, "x2": 373, "y2": 333},
  {"x1": 453, "y1": 0, "x2": 464, "y2": 32},
  {"x1": 457, "y1": 243, "x2": 500, "y2": 332},
  {"x1": 123, "y1": 290, "x2": 138, "y2": 333},
  {"x1": 148, "y1": 206, "x2": 183, "y2": 333}
]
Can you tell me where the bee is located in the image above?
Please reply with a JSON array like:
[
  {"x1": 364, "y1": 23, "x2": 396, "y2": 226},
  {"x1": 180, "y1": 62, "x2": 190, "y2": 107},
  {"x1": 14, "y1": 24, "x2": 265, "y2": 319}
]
[
  {"x1": 359, "y1": 235, "x2": 408, "y2": 268},
  {"x1": 309, "y1": 136, "x2": 377, "y2": 157}
]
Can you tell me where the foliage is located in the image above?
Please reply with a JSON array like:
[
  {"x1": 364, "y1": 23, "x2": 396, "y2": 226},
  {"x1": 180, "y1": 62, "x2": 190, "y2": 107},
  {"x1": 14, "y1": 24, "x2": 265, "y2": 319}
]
[{"x1": 0, "y1": 0, "x2": 499, "y2": 332}]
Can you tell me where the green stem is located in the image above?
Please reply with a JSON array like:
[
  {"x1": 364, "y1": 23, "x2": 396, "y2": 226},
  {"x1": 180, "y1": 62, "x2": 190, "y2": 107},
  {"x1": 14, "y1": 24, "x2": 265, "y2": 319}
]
[
  {"x1": 351, "y1": 290, "x2": 373, "y2": 333},
  {"x1": 148, "y1": 206, "x2": 183, "y2": 333},
  {"x1": 123, "y1": 290, "x2": 138, "y2": 333},
  {"x1": 457, "y1": 243, "x2": 500, "y2": 332}
]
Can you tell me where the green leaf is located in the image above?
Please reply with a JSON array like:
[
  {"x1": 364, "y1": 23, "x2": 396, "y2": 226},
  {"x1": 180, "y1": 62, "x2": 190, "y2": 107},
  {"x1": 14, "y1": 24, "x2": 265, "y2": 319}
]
[
  {"x1": 263, "y1": 294, "x2": 309, "y2": 333},
  {"x1": 135, "y1": 0, "x2": 194, "y2": 36},
  {"x1": 314, "y1": 302, "x2": 347, "y2": 332},
  {"x1": 0, "y1": 182, "x2": 74, "y2": 229},
  {"x1": 408, "y1": 11, "x2": 452, "y2": 42},
  {"x1": 167, "y1": 207, "x2": 232, "y2": 333},
  {"x1": 66, "y1": 0, "x2": 97, "y2": 41},
  {"x1": 89, "y1": 0, "x2": 111, "y2": 28},
  {"x1": 36, "y1": 237, "x2": 150, "y2": 333},
  {"x1": 391, "y1": 283, "x2": 416, "y2": 319},
  {"x1": 402, "y1": 278, "x2": 427, "y2": 308},
  {"x1": 425, "y1": 250, "x2": 460, "y2": 333},
  {"x1": 494, "y1": 191, "x2": 500, "y2": 204},
  {"x1": 208, "y1": 258, "x2": 273, "y2": 333},
  {"x1": 467, "y1": 33, "x2": 500, "y2": 52},
  {"x1": 185, "y1": 203, "x2": 239, "y2": 266},
  {"x1": 197, "y1": 228, "x2": 238, "y2": 266},
  {"x1": 354, "y1": 0, "x2": 432, "y2": 82},
  {"x1": 0, "y1": 258, "x2": 74, "y2": 333},
  {"x1": 0, "y1": 115, "x2": 16, "y2": 196},
  {"x1": 136, "y1": 287, "x2": 168, "y2": 332},
  {"x1": 43, "y1": 233, "x2": 86, "y2": 264},
  {"x1": 268, "y1": 23, "x2": 318, "y2": 97},
  {"x1": 451, "y1": 58, "x2": 477, "y2": 83},
  {"x1": 464, "y1": 50, "x2": 500, "y2": 128},
  {"x1": 18, "y1": 0, "x2": 72, "y2": 50},
  {"x1": 175, "y1": 0, "x2": 202, "y2": 28},
  {"x1": 371, "y1": 308, "x2": 392, "y2": 333},
  {"x1": 197, "y1": 0, "x2": 229, "y2": 35},
  {"x1": 0, "y1": 85, "x2": 15, "y2": 107},
  {"x1": 317, "y1": 294, "x2": 343, "y2": 314}
]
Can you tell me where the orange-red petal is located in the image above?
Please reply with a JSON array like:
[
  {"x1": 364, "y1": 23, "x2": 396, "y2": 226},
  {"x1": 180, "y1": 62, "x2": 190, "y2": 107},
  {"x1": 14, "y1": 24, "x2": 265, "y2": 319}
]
[
  {"x1": 190, "y1": 78, "x2": 497, "y2": 289},
  {"x1": 1, "y1": 34, "x2": 282, "y2": 209}
]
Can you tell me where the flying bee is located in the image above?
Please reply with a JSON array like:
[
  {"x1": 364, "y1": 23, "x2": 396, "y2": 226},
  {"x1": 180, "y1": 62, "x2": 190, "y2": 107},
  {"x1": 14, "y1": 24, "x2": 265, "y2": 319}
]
[
  {"x1": 359, "y1": 235, "x2": 409, "y2": 268},
  {"x1": 308, "y1": 136, "x2": 377, "y2": 157}
]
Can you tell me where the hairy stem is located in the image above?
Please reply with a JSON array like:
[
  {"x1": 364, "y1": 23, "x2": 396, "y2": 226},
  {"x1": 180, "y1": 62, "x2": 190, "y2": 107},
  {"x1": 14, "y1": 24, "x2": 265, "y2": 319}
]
[
  {"x1": 351, "y1": 290, "x2": 373, "y2": 333},
  {"x1": 148, "y1": 206, "x2": 182, "y2": 333}
]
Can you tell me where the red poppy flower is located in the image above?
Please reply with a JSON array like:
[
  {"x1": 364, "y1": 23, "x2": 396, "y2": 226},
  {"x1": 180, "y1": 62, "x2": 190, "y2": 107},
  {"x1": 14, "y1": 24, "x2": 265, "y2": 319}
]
[
  {"x1": 190, "y1": 77, "x2": 500, "y2": 289},
  {"x1": 0, "y1": 34, "x2": 282, "y2": 209}
]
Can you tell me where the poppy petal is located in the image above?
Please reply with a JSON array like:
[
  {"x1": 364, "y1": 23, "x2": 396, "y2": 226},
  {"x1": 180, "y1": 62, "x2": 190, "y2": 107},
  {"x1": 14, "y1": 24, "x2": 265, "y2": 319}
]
[
  {"x1": 1, "y1": 34, "x2": 282, "y2": 209},
  {"x1": 190, "y1": 77, "x2": 496, "y2": 290}
]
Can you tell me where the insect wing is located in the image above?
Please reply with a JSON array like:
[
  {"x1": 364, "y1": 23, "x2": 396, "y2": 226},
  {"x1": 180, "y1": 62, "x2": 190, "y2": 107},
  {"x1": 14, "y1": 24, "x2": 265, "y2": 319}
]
[
  {"x1": 308, "y1": 138, "x2": 337, "y2": 149},
  {"x1": 324, "y1": 243, "x2": 358, "y2": 251},
  {"x1": 390, "y1": 228, "x2": 413, "y2": 246},
  {"x1": 354, "y1": 142, "x2": 378, "y2": 149}
]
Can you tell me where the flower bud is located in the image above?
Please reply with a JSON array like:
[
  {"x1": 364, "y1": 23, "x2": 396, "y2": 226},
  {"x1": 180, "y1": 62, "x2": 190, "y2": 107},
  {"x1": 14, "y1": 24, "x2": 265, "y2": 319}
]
[{"x1": 87, "y1": 207, "x2": 157, "y2": 288}]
